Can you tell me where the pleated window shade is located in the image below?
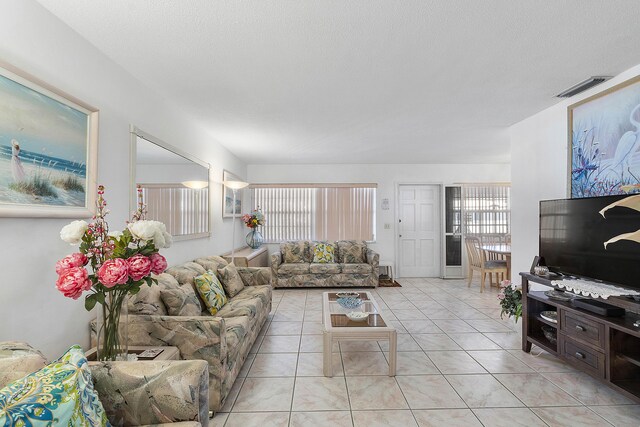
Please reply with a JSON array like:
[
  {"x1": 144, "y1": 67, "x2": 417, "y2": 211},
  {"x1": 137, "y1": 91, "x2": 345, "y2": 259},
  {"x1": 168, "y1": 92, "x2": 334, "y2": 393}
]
[
  {"x1": 253, "y1": 185, "x2": 376, "y2": 242},
  {"x1": 462, "y1": 184, "x2": 511, "y2": 237},
  {"x1": 140, "y1": 184, "x2": 209, "y2": 238}
]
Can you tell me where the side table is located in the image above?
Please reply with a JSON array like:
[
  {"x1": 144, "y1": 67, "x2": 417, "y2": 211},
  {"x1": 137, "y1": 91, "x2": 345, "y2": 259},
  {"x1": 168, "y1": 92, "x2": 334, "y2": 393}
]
[{"x1": 86, "y1": 346, "x2": 179, "y2": 361}]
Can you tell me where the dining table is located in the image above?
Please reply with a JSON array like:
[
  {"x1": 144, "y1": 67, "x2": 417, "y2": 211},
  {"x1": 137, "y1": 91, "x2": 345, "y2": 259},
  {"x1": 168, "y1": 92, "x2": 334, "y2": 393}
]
[{"x1": 480, "y1": 244, "x2": 512, "y2": 281}]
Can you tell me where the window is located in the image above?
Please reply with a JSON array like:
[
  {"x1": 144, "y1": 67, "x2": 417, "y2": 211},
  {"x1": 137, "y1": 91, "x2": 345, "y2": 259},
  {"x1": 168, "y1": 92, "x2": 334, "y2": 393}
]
[
  {"x1": 462, "y1": 184, "x2": 511, "y2": 241},
  {"x1": 139, "y1": 184, "x2": 209, "y2": 239},
  {"x1": 252, "y1": 184, "x2": 376, "y2": 242}
]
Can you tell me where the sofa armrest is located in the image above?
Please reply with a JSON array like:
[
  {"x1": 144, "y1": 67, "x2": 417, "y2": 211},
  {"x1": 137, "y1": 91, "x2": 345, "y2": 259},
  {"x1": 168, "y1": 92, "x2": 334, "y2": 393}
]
[
  {"x1": 366, "y1": 248, "x2": 380, "y2": 276},
  {"x1": 90, "y1": 359, "x2": 209, "y2": 426},
  {"x1": 237, "y1": 266, "x2": 271, "y2": 287},
  {"x1": 270, "y1": 252, "x2": 282, "y2": 269},
  {"x1": 0, "y1": 342, "x2": 47, "y2": 388}
]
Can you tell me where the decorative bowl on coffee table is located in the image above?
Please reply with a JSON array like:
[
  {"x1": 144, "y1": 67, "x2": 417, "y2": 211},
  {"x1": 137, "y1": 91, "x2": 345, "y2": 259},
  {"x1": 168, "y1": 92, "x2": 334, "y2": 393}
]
[
  {"x1": 337, "y1": 297, "x2": 363, "y2": 309},
  {"x1": 346, "y1": 312, "x2": 369, "y2": 322}
]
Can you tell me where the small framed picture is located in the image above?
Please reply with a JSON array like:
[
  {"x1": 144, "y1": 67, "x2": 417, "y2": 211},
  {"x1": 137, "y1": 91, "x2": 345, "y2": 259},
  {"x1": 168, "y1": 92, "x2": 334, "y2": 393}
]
[{"x1": 222, "y1": 169, "x2": 244, "y2": 218}]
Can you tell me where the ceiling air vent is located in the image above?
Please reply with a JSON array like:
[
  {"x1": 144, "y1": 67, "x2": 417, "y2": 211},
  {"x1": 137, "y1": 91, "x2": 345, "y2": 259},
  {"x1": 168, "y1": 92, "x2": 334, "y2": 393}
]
[{"x1": 556, "y1": 76, "x2": 612, "y2": 98}]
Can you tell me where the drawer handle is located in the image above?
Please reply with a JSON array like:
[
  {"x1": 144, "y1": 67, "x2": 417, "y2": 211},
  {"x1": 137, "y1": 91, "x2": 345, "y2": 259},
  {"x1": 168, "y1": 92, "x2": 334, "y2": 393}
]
[
  {"x1": 575, "y1": 325, "x2": 586, "y2": 332},
  {"x1": 575, "y1": 351, "x2": 585, "y2": 359}
]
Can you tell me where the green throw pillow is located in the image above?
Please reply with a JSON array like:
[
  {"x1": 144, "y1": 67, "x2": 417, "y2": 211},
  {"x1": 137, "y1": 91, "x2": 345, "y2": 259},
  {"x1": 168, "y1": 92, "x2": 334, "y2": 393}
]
[
  {"x1": 0, "y1": 345, "x2": 109, "y2": 426},
  {"x1": 217, "y1": 264, "x2": 245, "y2": 298},
  {"x1": 312, "y1": 242, "x2": 335, "y2": 263},
  {"x1": 195, "y1": 271, "x2": 228, "y2": 315}
]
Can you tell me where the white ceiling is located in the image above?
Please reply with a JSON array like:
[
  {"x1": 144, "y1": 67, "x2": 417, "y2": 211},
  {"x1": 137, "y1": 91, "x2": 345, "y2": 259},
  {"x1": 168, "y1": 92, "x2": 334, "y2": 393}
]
[{"x1": 36, "y1": 0, "x2": 640, "y2": 165}]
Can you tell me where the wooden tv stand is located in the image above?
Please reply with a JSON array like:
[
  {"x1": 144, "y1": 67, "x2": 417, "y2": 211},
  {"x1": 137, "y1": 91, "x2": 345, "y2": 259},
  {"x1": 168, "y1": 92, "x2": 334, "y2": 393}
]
[{"x1": 521, "y1": 272, "x2": 640, "y2": 403}]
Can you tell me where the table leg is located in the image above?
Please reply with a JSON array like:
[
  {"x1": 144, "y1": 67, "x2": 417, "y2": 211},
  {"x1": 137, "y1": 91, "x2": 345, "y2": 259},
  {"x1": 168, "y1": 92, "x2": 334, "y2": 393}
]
[
  {"x1": 388, "y1": 331, "x2": 397, "y2": 376},
  {"x1": 506, "y1": 254, "x2": 512, "y2": 281},
  {"x1": 323, "y1": 331, "x2": 333, "y2": 377}
]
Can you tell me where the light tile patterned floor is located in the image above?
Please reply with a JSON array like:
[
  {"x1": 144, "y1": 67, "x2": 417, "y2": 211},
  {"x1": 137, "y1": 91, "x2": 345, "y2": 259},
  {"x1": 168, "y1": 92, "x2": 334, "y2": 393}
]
[{"x1": 212, "y1": 277, "x2": 638, "y2": 426}]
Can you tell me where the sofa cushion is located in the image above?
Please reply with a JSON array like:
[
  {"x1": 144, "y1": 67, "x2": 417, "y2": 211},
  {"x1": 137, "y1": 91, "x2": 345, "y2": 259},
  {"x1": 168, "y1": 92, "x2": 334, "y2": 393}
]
[
  {"x1": 194, "y1": 256, "x2": 228, "y2": 272},
  {"x1": 194, "y1": 271, "x2": 228, "y2": 316},
  {"x1": 166, "y1": 263, "x2": 206, "y2": 286},
  {"x1": 224, "y1": 316, "x2": 250, "y2": 367},
  {"x1": 237, "y1": 267, "x2": 271, "y2": 287},
  {"x1": 128, "y1": 282, "x2": 167, "y2": 315},
  {"x1": 337, "y1": 240, "x2": 367, "y2": 263},
  {"x1": 215, "y1": 285, "x2": 271, "y2": 320},
  {"x1": 217, "y1": 264, "x2": 245, "y2": 298},
  {"x1": 312, "y1": 241, "x2": 336, "y2": 263},
  {"x1": 309, "y1": 263, "x2": 342, "y2": 274},
  {"x1": 279, "y1": 263, "x2": 311, "y2": 275},
  {"x1": 0, "y1": 345, "x2": 108, "y2": 427},
  {"x1": 160, "y1": 284, "x2": 203, "y2": 316},
  {"x1": 340, "y1": 263, "x2": 373, "y2": 274},
  {"x1": 281, "y1": 241, "x2": 310, "y2": 263}
]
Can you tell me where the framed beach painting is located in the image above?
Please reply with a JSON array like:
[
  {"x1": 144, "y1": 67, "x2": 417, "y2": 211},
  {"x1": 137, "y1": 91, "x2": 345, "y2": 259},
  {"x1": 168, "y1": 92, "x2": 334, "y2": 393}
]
[
  {"x1": 222, "y1": 169, "x2": 244, "y2": 218},
  {"x1": 0, "y1": 64, "x2": 98, "y2": 217},
  {"x1": 569, "y1": 75, "x2": 640, "y2": 198}
]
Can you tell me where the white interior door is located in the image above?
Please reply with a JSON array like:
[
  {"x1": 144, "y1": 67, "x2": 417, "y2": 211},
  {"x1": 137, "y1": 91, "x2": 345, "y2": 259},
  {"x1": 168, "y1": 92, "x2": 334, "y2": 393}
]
[{"x1": 398, "y1": 185, "x2": 441, "y2": 277}]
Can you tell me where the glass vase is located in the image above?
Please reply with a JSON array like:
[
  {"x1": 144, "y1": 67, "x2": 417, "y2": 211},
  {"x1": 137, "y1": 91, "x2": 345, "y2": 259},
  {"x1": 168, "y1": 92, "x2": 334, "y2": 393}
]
[
  {"x1": 96, "y1": 291, "x2": 129, "y2": 361},
  {"x1": 246, "y1": 228, "x2": 264, "y2": 249}
]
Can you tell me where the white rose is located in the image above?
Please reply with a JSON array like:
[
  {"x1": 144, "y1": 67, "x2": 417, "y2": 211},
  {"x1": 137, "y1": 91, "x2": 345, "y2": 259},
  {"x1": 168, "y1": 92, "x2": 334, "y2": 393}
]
[
  {"x1": 128, "y1": 220, "x2": 172, "y2": 248},
  {"x1": 108, "y1": 230, "x2": 123, "y2": 239},
  {"x1": 60, "y1": 220, "x2": 88, "y2": 245}
]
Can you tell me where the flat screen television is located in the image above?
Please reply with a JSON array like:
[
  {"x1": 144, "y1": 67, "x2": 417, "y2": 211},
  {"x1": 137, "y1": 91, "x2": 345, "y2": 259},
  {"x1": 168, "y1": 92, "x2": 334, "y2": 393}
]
[{"x1": 540, "y1": 195, "x2": 640, "y2": 291}]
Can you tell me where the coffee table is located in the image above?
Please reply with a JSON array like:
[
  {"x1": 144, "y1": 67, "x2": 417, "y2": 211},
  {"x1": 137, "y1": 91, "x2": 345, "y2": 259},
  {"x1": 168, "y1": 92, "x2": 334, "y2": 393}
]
[{"x1": 322, "y1": 291, "x2": 397, "y2": 376}]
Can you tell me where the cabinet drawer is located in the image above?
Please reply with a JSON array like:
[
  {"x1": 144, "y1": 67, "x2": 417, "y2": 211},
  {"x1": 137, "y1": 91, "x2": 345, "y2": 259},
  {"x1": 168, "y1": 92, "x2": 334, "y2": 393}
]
[
  {"x1": 560, "y1": 335, "x2": 606, "y2": 378},
  {"x1": 561, "y1": 311, "x2": 605, "y2": 349}
]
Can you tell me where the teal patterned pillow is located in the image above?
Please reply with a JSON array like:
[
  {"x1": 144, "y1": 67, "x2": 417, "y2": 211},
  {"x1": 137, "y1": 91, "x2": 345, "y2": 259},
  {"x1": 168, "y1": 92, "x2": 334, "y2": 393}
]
[
  {"x1": 312, "y1": 242, "x2": 335, "y2": 263},
  {"x1": 195, "y1": 271, "x2": 228, "y2": 315},
  {"x1": 0, "y1": 345, "x2": 110, "y2": 426}
]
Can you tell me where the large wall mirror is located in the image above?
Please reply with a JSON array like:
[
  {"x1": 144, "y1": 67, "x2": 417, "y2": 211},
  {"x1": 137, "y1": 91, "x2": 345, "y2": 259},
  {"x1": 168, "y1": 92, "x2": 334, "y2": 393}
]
[{"x1": 130, "y1": 126, "x2": 210, "y2": 241}]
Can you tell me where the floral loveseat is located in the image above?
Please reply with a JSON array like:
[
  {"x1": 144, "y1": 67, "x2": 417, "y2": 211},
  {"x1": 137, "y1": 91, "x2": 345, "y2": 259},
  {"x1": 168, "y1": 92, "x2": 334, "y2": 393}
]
[
  {"x1": 270, "y1": 240, "x2": 379, "y2": 288},
  {"x1": 120, "y1": 255, "x2": 271, "y2": 414},
  {"x1": 0, "y1": 341, "x2": 209, "y2": 426}
]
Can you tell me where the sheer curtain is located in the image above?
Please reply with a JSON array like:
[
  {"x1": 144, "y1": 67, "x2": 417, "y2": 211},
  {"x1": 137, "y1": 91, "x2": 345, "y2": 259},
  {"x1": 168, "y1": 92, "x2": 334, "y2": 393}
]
[{"x1": 253, "y1": 184, "x2": 376, "y2": 242}]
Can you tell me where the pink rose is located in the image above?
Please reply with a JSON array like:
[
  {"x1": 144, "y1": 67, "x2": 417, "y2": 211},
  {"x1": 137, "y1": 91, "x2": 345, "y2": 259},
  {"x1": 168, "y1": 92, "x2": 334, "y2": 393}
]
[
  {"x1": 497, "y1": 293, "x2": 506, "y2": 300},
  {"x1": 127, "y1": 254, "x2": 152, "y2": 281},
  {"x1": 55, "y1": 253, "x2": 88, "y2": 275},
  {"x1": 149, "y1": 253, "x2": 168, "y2": 275},
  {"x1": 56, "y1": 267, "x2": 92, "y2": 299},
  {"x1": 97, "y1": 258, "x2": 129, "y2": 288},
  {"x1": 500, "y1": 280, "x2": 511, "y2": 288}
]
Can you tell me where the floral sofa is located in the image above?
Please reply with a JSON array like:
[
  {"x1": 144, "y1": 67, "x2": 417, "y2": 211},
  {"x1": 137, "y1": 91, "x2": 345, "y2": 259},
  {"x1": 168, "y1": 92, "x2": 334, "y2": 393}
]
[
  {"x1": 270, "y1": 240, "x2": 379, "y2": 288},
  {"x1": 122, "y1": 256, "x2": 271, "y2": 414},
  {"x1": 0, "y1": 341, "x2": 209, "y2": 426}
]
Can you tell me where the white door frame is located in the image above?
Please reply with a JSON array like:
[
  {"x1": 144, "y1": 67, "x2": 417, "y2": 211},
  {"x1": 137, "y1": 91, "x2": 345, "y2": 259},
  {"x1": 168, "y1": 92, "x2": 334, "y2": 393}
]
[{"x1": 394, "y1": 182, "x2": 444, "y2": 278}]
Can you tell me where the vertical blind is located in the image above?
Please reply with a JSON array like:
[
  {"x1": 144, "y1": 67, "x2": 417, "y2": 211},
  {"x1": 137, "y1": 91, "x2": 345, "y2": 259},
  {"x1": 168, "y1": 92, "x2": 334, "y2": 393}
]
[
  {"x1": 462, "y1": 184, "x2": 511, "y2": 237},
  {"x1": 140, "y1": 184, "x2": 209, "y2": 238},
  {"x1": 253, "y1": 185, "x2": 376, "y2": 242}
]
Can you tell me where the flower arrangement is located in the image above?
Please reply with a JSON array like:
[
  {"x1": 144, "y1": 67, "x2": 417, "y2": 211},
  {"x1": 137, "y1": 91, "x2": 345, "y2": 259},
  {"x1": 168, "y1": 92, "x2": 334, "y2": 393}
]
[
  {"x1": 241, "y1": 209, "x2": 265, "y2": 229},
  {"x1": 55, "y1": 185, "x2": 171, "y2": 360},
  {"x1": 498, "y1": 280, "x2": 523, "y2": 323}
]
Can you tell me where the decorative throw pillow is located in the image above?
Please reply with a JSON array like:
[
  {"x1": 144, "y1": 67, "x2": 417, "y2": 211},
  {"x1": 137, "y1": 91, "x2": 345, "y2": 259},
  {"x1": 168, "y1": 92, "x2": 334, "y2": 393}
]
[
  {"x1": 281, "y1": 241, "x2": 309, "y2": 263},
  {"x1": 337, "y1": 240, "x2": 367, "y2": 263},
  {"x1": 160, "y1": 284, "x2": 203, "y2": 316},
  {"x1": 312, "y1": 242, "x2": 335, "y2": 263},
  {"x1": 217, "y1": 264, "x2": 245, "y2": 298},
  {"x1": 194, "y1": 271, "x2": 228, "y2": 315},
  {"x1": 0, "y1": 345, "x2": 109, "y2": 427}
]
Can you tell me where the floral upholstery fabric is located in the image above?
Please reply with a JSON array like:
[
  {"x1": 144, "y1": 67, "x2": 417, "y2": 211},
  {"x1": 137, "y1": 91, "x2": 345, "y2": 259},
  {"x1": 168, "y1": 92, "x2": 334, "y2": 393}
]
[
  {"x1": 280, "y1": 241, "x2": 310, "y2": 263},
  {"x1": 223, "y1": 316, "x2": 250, "y2": 366},
  {"x1": 166, "y1": 263, "x2": 206, "y2": 287},
  {"x1": 271, "y1": 240, "x2": 379, "y2": 288},
  {"x1": 0, "y1": 342, "x2": 46, "y2": 389},
  {"x1": 124, "y1": 255, "x2": 272, "y2": 413},
  {"x1": 160, "y1": 284, "x2": 203, "y2": 316},
  {"x1": 279, "y1": 263, "x2": 311, "y2": 275},
  {"x1": 309, "y1": 263, "x2": 341, "y2": 274},
  {"x1": 337, "y1": 240, "x2": 367, "y2": 263},
  {"x1": 341, "y1": 263, "x2": 373, "y2": 274},
  {"x1": 237, "y1": 267, "x2": 271, "y2": 287},
  {"x1": 217, "y1": 264, "x2": 245, "y2": 298},
  {"x1": 0, "y1": 345, "x2": 109, "y2": 427},
  {"x1": 195, "y1": 271, "x2": 228, "y2": 315},
  {"x1": 193, "y1": 256, "x2": 228, "y2": 272},
  {"x1": 128, "y1": 282, "x2": 167, "y2": 315},
  {"x1": 91, "y1": 359, "x2": 209, "y2": 426},
  {"x1": 312, "y1": 242, "x2": 335, "y2": 263}
]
